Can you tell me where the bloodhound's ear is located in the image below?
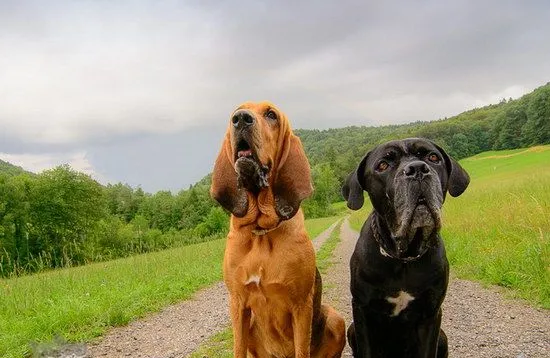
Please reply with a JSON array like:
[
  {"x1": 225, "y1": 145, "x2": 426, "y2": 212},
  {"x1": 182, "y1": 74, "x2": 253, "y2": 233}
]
[
  {"x1": 210, "y1": 133, "x2": 248, "y2": 217},
  {"x1": 342, "y1": 153, "x2": 368, "y2": 210},
  {"x1": 432, "y1": 141, "x2": 470, "y2": 197},
  {"x1": 272, "y1": 134, "x2": 313, "y2": 220}
]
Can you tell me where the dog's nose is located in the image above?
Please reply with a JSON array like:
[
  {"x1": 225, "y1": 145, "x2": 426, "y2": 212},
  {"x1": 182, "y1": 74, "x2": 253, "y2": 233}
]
[
  {"x1": 231, "y1": 110, "x2": 255, "y2": 129},
  {"x1": 404, "y1": 161, "x2": 430, "y2": 179}
]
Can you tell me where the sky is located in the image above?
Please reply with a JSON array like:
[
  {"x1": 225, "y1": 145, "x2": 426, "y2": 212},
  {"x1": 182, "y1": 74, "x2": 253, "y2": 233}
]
[{"x1": 1, "y1": 0, "x2": 550, "y2": 192}]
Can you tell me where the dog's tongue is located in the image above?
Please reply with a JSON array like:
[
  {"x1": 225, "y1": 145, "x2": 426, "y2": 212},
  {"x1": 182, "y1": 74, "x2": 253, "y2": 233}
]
[{"x1": 238, "y1": 149, "x2": 253, "y2": 158}]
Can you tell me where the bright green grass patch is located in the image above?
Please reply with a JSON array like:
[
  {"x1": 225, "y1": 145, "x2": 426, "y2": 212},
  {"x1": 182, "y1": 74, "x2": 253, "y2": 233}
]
[
  {"x1": 304, "y1": 215, "x2": 341, "y2": 240},
  {"x1": 316, "y1": 220, "x2": 343, "y2": 274},
  {"x1": 189, "y1": 328, "x2": 234, "y2": 358},
  {"x1": 443, "y1": 145, "x2": 550, "y2": 308},
  {"x1": 347, "y1": 203, "x2": 373, "y2": 232},
  {"x1": 0, "y1": 238, "x2": 226, "y2": 358},
  {"x1": 190, "y1": 220, "x2": 344, "y2": 357}
]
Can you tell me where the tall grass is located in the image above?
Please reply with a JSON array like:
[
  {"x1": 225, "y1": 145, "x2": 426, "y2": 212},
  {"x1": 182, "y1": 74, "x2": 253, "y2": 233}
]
[
  {"x1": 0, "y1": 238, "x2": 226, "y2": 358},
  {"x1": 443, "y1": 146, "x2": 550, "y2": 308}
]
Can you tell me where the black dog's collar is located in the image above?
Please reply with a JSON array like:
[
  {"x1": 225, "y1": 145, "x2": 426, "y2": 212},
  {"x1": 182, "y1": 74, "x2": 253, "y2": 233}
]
[{"x1": 371, "y1": 219, "x2": 425, "y2": 262}]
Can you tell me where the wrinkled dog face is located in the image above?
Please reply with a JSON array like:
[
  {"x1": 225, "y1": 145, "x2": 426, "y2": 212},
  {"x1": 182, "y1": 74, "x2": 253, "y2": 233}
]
[
  {"x1": 375, "y1": 141, "x2": 446, "y2": 256},
  {"x1": 344, "y1": 138, "x2": 470, "y2": 259},
  {"x1": 229, "y1": 102, "x2": 282, "y2": 193}
]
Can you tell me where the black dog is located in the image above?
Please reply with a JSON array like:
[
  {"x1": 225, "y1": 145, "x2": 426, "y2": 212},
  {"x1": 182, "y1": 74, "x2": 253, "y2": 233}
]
[{"x1": 343, "y1": 138, "x2": 469, "y2": 358}]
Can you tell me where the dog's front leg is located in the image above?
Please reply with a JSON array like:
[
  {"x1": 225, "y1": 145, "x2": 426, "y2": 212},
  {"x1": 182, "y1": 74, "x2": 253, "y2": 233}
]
[
  {"x1": 416, "y1": 309, "x2": 443, "y2": 358},
  {"x1": 230, "y1": 298, "x2": 251, "y2": 358},
  {"x1": 292, "y1": 301, "x2": 313, "y2": 358},
  {"x1": 351, "y1": 301, "x2": 372, "y2": 358}
]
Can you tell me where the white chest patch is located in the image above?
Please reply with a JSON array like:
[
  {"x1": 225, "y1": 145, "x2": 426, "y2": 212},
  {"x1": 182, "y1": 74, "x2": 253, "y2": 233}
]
[
  {"x1": 245, "y1": 274, "x2": 261, "y2": 286},
  {"x1": 386, "y1": 291, "x2": 415, "y2": 317}
]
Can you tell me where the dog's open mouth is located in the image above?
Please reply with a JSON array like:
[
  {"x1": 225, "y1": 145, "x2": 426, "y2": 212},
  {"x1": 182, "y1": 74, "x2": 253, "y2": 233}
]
[
  {"x1": 236, "y1": 139, "x2": 254, "y2": 160},
  {"x1": 233, "y1": 138, "x2": 260, "y2": 164}
]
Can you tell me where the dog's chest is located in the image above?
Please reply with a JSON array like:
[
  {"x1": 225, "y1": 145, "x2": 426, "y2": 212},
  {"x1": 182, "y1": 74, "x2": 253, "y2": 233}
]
[{"x1": 227, "y1": 235, "x2": 303, "y2": 295}]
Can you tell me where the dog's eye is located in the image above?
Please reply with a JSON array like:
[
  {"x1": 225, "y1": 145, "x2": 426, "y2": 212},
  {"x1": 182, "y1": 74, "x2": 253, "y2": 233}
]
[
  {"x1": 428, "y1": 153, "x2": 440, "y2": 163},
  {"x1": 265, "y1": 109, "x2": 278, "y2": 120},
  {"x1": 376, "y1": 161, "x2": 389, "y2": 172}
]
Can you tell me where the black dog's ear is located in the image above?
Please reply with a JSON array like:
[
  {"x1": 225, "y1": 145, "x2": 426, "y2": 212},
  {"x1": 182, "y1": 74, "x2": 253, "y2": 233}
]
[
  {"x1": 342, "y1": 154, "x2": 368, "y2": 210},
  {"x1": 432, "y1": 142, "x2": 470, "y2": 197}
]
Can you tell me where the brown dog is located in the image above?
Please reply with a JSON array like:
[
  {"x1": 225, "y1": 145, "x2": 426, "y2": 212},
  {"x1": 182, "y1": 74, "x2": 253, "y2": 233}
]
[{"x1": 211, "y1": 101, "x2": 346, "y2": 357}]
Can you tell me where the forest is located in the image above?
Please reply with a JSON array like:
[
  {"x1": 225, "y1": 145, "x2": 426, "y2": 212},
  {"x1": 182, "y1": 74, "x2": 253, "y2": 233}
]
[{"x1": 1, "y1": 82, "x2": 549, "y2": 277}]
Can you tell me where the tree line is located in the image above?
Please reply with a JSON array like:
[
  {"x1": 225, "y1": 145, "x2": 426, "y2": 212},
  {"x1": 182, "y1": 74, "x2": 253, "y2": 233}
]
[
  {"x1": 0, "y1": 167, "x2": 227, "y2": 276},
  {"x1": 1, "y1": 83, "x2": 549, "y2": 276}
]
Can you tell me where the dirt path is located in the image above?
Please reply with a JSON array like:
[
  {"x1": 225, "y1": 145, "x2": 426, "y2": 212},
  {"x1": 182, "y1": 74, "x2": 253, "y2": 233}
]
[
  {"x1": 87, "y1": 218, "x2": 549, "y2": 357},
  {"x1": 86, "y1": 220, "x2": 341, "y2": 358},
  {"x1": 325, "y1": 219, "x2": 550, "y2": 358}
]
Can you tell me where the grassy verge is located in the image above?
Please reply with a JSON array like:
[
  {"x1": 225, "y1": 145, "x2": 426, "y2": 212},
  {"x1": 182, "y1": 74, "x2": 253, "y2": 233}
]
[
  {"x1": 347, "y1": 204, "x2": 372, "y2": 232},
  {"x1": 190, "y1": 220, "x2": 344, "y2": 357},
  {"x1": 304, "y1": 215, "x2": 341, "y2": 239},
  {"x1": 443, "y1": 146, "x2": 550, "y2": 308},
  {"x1": 0, "y1": 238, "x2": 226, "y2": 358},
  {"x1": 316, "y1": 220, "x2": 343, "y2": 274}
]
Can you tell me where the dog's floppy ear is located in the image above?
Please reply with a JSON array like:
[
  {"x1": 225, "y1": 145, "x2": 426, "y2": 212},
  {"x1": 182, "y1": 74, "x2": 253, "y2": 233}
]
[
  {"x1": 272, "y1": 134, "x2": 313, "y2": 220},
  {"x1": 432, "y1": 142, "x2": 470, "y2": 197},
  {"x1": 210, "y1": 132, "x2": 248, "y2": 217},
  {"x1": 342, "y1": 153, "x2": 368, "y2": 210}
]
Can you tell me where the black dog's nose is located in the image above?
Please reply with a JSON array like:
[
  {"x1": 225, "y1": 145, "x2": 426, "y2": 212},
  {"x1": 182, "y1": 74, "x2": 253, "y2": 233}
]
[
  {"x1": 231, "y1": 110, "x2": 255, "y2": 129},
  {"x1": 404, "y1": 161, "x2": 430, "y2": 179}
]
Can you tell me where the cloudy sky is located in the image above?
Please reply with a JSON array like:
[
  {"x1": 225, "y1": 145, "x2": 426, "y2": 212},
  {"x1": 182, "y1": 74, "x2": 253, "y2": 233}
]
[{"x1": 1, "y1": 0, "x2": 549, "y2": 192}]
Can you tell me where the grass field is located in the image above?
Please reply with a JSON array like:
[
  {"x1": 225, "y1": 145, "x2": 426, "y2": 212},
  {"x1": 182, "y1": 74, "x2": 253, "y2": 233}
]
[
  {"x1": 190, "y1": 220, "x2": 344, "y2": 357},
  {"x1": 347, "y1": 145, "x2": 550, "y2": 308},
  {"x1": 304, "y1": 215, "x2": 341, "y2": 239},
  {"x1": 443, "y1": 146, "x2": 550, "y2": 308},
  {"x1": 0, "y1": 216, "x2": 340, "y2": 358}
]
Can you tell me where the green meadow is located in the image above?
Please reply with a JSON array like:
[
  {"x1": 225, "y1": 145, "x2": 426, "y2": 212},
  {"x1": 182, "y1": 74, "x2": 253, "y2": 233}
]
[
  {"x1": 0, "y1": 217, "x2": 338, "y2": 358},
  {"x1": 443, "y1": 146, "x2": 550, "y2": 308},
  {"x1": 349, "y1": 145, "x2": 550, "y2": 309}
]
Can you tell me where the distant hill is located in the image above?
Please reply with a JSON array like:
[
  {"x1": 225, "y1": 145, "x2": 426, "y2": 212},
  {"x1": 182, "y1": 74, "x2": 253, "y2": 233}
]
[
  {"x1": 0, "y1": 159, "x2": 30, "y2": 177},
  {"x1": 296, "y1": 82, "x2": 550, "y2": 181}
]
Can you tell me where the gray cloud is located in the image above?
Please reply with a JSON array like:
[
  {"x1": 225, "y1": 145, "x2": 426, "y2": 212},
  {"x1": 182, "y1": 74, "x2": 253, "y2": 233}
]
[{"x1": 1, "y1": 0, "x2": 549, "y2": 191}]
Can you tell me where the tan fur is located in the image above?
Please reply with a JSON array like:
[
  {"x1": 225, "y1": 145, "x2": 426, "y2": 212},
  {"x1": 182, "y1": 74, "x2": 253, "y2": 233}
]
[{"x1": 211, "y1": 102, "x2": 346, "y2": 357}]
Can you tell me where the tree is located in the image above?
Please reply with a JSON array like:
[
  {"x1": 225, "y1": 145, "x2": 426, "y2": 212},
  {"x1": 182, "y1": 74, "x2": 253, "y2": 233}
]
[
  {"x1": 28, "y1": 165, "x2": 108, "y2": 267},
  {"x1": 522, "y1": 86, "x2": 550, "y2": 146}
]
